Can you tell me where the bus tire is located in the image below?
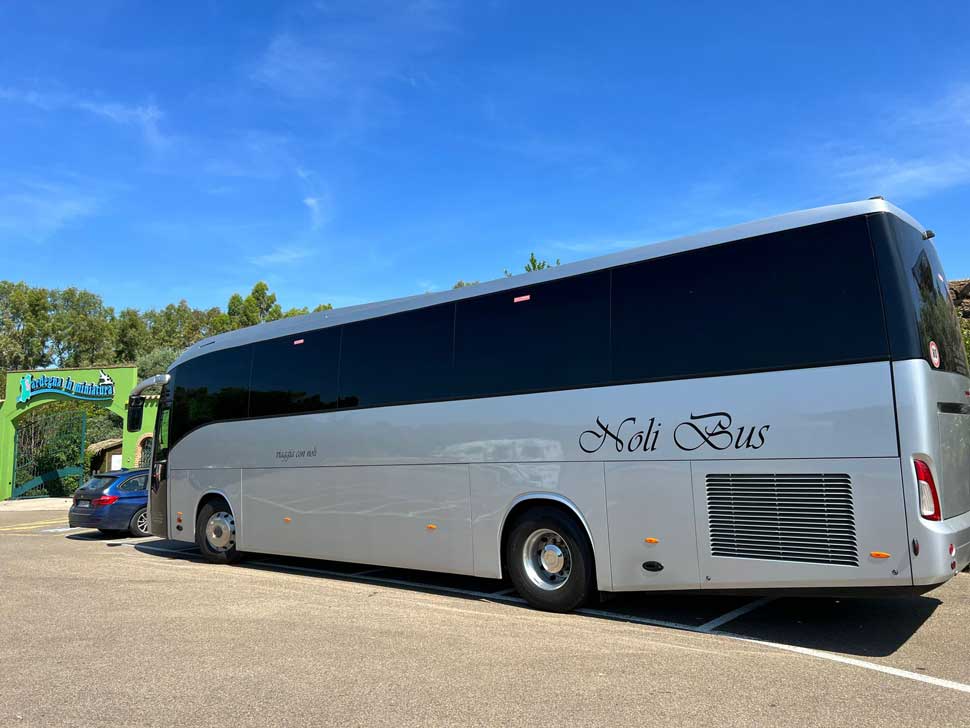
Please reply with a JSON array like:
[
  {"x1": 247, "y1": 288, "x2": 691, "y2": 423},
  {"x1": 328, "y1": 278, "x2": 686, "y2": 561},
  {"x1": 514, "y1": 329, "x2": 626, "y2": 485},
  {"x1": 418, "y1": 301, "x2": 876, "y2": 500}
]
[
  {"x1": 506, "y1": 506, "x2": 594, "y2": 612},
  {"x1": 196, "y1": 500, "x2": 245, "y2": 565}
]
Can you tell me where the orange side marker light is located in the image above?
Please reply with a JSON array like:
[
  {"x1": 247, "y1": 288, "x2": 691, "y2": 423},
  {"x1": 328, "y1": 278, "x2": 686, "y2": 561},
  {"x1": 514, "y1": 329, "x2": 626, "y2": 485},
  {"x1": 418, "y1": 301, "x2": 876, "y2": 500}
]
[
  {"x1": 426, "y1": 524, "x2": 437, "y2": 530},
  {"x1": 870, "y1": 551, "x2": 891, "y2": 559},
  {"x1": 644, "y1": 538, "x2": 659, "y2": 544},
  {"x1": 284, "y1": 517, "x2": 292, "y2": 524}
]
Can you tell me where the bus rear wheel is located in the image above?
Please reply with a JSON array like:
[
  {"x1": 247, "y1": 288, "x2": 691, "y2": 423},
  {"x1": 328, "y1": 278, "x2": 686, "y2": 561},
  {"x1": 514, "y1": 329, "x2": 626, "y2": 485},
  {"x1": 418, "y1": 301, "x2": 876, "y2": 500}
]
[
  {"x1": 505, "y1": 506, "x2": 594, "y2": 612},
  {"x1": 196, "y1": 501, "x2": 245, "y2": 564}
]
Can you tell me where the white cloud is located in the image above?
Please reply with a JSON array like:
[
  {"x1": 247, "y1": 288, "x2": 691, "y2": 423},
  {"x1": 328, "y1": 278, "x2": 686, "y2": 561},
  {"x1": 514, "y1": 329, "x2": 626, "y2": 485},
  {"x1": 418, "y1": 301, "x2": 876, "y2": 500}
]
[
  {"x1": 544, "y1": 238, "x2": 638, "y2": 255},
  {"x1": 816, "y1": 83, "x2": 970, "y2": 202},
  {"x1": 248, "y1": 246, "x2": 315, "y2": 266},
  {"x1": 303, "y1": 197, "x2": 322, "y2": 227},
  {"x1": 76, "y1": 100, "x2": 168, "y2": 150},
  {"x1": 202, "y1": 132, "x2": 294, "y2": 179},
  {"x1": 834, "y1": 154, "x2": 970, "y2": 201},
  {"x1": 252, "y1": 33, "x2": 342, "y2": 99},
  {"x1": 0, "y1": 180, "x2": 99, "y2": 242},
  {"x1": 250, "y1": 1, "x2": 456, "y2": 118},
  {"x1": 0, "y1": 86, "x2": 169, "y2": 150}
]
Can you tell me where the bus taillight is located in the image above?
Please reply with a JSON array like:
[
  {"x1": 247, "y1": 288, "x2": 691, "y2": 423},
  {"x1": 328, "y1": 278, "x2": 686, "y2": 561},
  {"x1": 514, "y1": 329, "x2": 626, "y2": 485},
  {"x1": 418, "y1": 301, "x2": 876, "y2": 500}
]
[{"x1": 914, "y1": 459, "x2": 942, "y2": 521}]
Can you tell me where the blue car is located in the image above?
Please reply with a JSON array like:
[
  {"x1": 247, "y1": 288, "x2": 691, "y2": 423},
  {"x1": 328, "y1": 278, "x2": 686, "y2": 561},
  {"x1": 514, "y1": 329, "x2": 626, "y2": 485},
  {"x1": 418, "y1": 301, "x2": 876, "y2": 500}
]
[{"x1": 68, "y1": 469, "x2": 151, "y2": 537}]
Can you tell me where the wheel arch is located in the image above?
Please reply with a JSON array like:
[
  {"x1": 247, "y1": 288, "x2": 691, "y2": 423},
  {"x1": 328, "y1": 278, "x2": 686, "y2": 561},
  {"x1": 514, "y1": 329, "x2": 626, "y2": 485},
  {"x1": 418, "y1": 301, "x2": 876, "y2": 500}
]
[
  {"x1": 498, "y1": 493, "x2": 597, "y2": 575},
  {"x1": 195, "y1": 490, "x2": 236, "y2": 532}
]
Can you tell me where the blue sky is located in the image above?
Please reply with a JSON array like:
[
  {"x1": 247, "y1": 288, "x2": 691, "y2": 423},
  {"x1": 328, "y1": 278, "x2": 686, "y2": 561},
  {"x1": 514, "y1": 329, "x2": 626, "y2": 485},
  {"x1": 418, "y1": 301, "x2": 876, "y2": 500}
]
[{"x1": 2, "y1": 1, "x2": 969, "y2": 313}]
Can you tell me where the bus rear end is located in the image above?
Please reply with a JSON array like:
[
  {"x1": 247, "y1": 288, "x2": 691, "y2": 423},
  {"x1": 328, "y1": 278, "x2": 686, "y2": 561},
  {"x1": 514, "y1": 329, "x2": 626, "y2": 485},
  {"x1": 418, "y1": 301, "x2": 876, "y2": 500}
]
[{"x1": 871, "y1": 212, "x2": 970, "y2": 586}]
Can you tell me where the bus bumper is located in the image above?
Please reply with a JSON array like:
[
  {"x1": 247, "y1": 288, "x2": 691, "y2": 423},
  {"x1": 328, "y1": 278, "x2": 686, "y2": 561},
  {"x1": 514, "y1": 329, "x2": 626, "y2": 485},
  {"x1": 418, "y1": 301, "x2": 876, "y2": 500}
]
[{"x1": 910, "y1": 507, "x2": 970, "y2": 585}]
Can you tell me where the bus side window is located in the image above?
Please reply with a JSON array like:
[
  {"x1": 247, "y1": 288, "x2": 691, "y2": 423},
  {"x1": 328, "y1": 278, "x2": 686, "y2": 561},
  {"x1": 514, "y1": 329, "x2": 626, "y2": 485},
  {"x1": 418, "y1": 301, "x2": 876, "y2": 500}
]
[
  {"x1": 611, "y1": 217, "x2": 888, "y2": 383},
  {"x1": 339, "y1": 304, "x2": 455, "y2": 408},
  {"x1": 453, "y1": 271, "x2": 610, "y2": 398}
]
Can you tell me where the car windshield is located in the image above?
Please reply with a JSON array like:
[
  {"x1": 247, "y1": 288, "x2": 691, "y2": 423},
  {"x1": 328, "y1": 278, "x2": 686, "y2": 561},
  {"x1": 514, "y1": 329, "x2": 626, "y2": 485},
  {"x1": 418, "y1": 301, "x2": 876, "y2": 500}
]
[{"x1": 78, "y1": 476, "x2": 116, "y2": 492}]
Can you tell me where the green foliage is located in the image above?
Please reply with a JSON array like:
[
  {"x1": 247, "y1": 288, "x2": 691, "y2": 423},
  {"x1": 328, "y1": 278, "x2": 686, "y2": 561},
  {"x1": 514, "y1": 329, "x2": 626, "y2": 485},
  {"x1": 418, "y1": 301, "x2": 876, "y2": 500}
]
[
  {"x1": 0, "y1": 280, "x2": 334, "y2": 400},
  {"x1": 48, "y1": 288, "x2": 116, "y2": 367},
  {"x1": 524, "y1": 252, "x2": 560, "y2": 272},
  {"x1": 280, "y1": 303, "x2": 333, "y2": 317},
  {"x1": 962, "y1": 317, "x2": 970, "y2": 364},
  {"x1": 0, "y1": 281, "x2": 52, "y2": 372},
  {"x1": 113, "y1": 308, "x2": 149, "y2": 363},
  {"x1": 136, "y1": 347, "x2": 181, "y2": 379},
  {"x1": 504, "y1": 253, "x2": 560, "y2": 277},
  {"x1": 452, "y1": 280, "x2": 479, "y2": 289},
  {"x1": 14, "y1": 402, "x2": 122, "y2": 496}
]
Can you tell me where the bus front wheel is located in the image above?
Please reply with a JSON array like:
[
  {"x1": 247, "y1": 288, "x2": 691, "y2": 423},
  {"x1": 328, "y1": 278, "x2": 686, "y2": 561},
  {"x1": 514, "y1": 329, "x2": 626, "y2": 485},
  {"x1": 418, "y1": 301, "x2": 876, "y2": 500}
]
[
  {"x1": 505, "y1": 506, "x2": 594, "y2": 612},
  {"x1": 196, "y1": 500, "x2": 245, "y2": 565}
]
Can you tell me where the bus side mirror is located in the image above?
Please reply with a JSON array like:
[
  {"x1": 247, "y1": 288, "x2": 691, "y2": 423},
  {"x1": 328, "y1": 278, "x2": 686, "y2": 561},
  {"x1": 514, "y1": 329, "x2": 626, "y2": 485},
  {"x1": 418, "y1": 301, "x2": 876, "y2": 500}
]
[{"x1": 127, "y1": 396, "x2": 145, "y2": 433}]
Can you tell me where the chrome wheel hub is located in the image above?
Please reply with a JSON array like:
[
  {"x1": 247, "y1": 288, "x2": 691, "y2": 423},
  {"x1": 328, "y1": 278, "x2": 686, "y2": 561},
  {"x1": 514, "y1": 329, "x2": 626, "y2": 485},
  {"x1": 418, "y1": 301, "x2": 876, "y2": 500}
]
[
  {"x1": 205, "y1": 512, "x2": 235, "y2": 552},
  {"x1": 522, "y1": 528, "x2": 572, "y2": 591},
  {"x1": 540, "y1": 544, "x2": 565, "y2": 573}
]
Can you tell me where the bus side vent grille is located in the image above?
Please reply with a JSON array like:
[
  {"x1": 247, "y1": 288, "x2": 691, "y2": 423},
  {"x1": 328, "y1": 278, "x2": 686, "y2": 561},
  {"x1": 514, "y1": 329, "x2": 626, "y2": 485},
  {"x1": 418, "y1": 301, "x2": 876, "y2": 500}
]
[{"x1": 706, "y1": 473, "x2": 859, "y2": 567}]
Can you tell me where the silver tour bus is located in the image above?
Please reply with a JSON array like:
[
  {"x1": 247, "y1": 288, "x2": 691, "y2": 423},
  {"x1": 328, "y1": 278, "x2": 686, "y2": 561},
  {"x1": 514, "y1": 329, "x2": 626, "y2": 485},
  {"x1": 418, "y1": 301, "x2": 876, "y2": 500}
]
[{"x1": 129, "y1": 198, "x2": 970, "y2": 612}]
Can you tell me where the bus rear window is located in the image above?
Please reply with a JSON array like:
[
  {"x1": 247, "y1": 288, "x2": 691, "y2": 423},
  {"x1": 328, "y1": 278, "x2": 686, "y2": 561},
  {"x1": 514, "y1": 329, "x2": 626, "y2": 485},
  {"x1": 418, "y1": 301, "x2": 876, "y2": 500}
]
[{"x1": 893, "y1": 218, "x2": 969, "y2": 376}]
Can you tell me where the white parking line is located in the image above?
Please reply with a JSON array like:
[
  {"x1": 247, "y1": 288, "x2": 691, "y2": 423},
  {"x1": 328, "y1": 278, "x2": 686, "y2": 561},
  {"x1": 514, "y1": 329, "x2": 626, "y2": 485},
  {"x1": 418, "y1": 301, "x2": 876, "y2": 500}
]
[
  {"x1": 722, "y1": 633, "x2": 970, "y2": 695},
  {"x1": 38, "y1": 527, "x2": 81, "y2": 533},
  {"x1": 576, "y1": 605, "x2": 708, "y2": 632},
  {"x1": 696, "y1": 597, "x2": 775, "y2": 633},
  {"x1": 126, "y1": 542, "x2": 970, "y2": 695}
]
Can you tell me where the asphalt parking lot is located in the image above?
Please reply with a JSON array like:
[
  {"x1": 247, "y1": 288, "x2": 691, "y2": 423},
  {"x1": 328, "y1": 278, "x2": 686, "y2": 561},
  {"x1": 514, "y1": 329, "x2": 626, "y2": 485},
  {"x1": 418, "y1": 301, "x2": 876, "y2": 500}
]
[{"x1": 1, "y1": 505, "x2": 969, "y2": 727}]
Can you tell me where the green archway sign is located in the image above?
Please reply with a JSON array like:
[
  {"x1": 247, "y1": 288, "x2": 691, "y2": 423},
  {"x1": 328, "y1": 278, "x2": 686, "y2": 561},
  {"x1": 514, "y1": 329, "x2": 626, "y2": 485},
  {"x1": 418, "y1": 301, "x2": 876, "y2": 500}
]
[{"x1": 0, "y1": 366, "x2": 157, "y2": 501}]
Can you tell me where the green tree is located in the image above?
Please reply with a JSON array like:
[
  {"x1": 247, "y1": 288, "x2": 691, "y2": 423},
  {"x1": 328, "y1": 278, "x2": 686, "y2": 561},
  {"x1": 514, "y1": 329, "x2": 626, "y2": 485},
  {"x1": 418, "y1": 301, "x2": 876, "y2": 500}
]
[
  {"x1": 0, "y1": 281, "x2": 52, "y2": 372},
  {"x1": 143, "y1": 301, "x2": 225, "y2": 351},
  {"x1": 270, "y1": 302, "x2": 332, "y2": 319},
  {"x1": 113, "y1": 308, "x2": 150, "y2": 363},
  {"x1": 524, "y1": 252, "x2": 560, "y2": 272},
  {"x1": 226, "y1": 282, "x2": 283, "y2": 328},
  {"x1": 453, "y1": 280, "x2": 479, "y2": 289},
  {"x1": 48, "y1": 288, "x2": 115, "y2": 367},
  {"x1": 504, "y1": 253, "x2": 560, "y2": 277},
  {"x1": 136, "y1": 347, "x2": 181, "y2": 379}
]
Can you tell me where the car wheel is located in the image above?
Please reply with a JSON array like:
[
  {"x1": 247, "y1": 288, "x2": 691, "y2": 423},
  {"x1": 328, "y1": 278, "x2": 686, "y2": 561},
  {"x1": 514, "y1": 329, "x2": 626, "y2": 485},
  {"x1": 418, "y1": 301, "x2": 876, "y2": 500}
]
[
  {"x1": 505, "y1": 506, "x2": 595, "y2": 613},
  {"x1": 196, "y1": 501, "x2": 245, "y2": 564},
  {"x1": 129, "y1": 507, "x2": 151, "y2": 537}
]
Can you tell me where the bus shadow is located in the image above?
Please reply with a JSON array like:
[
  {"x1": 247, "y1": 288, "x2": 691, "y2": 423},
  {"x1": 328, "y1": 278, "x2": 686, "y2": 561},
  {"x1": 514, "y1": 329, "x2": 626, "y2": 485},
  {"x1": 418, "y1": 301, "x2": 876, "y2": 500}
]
[
  {"x1": 713, "y1": 594, "x2": 942, "y2": 657},
  {"x1": 130, "y1": 541, "x2": 941, "y2": 658}
]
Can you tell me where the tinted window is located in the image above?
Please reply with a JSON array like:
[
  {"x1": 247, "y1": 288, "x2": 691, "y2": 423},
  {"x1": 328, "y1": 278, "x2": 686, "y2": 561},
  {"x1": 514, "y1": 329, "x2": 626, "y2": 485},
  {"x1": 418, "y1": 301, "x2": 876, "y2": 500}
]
[
  {"x1": 454, "y1": 271, "x2": 611, "y2": 397},
  {"x1": 118, "y1": 475, "x2": 148, "y2": 492},
  {"x1": 78, "y1": 476, "x2": 115, "y2": 492},
  {"x1": 170, "y1": 346, "x2": 252, "y2": 446},
  {"x1": 612, "y1": 217, "x2": 889, "y2": 382},
  {"x1": 339, "y1": 304, "x2": 454, "y2": 408},
  {"x1": 250, "y1": 328, "x2": 340, "y2": 417},
  {"x1": 892, "y1": 218, "x2": 969, "y2": 376}
]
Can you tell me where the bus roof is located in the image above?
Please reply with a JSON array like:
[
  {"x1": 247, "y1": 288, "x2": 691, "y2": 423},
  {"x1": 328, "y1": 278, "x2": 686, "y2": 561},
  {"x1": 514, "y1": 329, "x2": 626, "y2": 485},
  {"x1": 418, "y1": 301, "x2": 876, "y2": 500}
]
[{"x1": 171, "y1": 198, "x2": 924, "y2": 369}]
